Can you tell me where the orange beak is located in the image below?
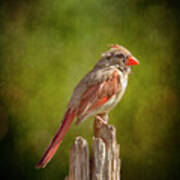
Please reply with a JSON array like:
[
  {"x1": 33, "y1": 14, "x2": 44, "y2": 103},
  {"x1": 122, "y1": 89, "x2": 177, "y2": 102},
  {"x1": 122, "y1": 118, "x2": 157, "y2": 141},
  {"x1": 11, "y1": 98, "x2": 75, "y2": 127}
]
[{"x1": 126, "y1": 56, "x2": 139, "y2": 66}]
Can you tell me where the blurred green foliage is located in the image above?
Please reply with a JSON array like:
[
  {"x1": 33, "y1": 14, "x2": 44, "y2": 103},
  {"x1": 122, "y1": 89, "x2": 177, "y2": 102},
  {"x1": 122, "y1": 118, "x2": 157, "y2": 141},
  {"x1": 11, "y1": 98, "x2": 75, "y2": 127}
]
[{"x1": 0, "y1": 0, "x2": 179, "y2": 179}]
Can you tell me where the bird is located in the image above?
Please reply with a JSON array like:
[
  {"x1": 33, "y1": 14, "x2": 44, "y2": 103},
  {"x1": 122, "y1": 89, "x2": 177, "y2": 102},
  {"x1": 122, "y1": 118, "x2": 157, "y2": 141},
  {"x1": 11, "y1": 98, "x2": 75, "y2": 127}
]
[{"x1": 35, "y1": 44, "x2": 139, "y2": 169}]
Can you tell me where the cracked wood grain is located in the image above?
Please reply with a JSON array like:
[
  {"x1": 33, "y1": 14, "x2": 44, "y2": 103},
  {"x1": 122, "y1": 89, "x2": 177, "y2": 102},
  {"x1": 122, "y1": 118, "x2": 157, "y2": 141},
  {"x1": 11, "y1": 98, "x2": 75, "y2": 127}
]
[{"x1": 66, "y1": 117, "x2": 121, "y2": 180}]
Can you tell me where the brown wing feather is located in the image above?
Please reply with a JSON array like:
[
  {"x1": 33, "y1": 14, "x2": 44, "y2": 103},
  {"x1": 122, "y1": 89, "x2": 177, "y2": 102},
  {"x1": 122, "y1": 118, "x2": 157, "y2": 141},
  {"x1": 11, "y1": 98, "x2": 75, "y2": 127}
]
[{"x1": 75, "y1": 70, "x2": 121, "y2": 125}]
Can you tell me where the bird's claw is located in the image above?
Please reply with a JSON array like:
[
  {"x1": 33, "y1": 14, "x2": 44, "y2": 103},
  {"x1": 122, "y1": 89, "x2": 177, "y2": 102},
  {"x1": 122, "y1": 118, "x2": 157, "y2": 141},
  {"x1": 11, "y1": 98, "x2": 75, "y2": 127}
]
[{"x1": 95, "y1": 115, "x2": 108, "y2": 127}]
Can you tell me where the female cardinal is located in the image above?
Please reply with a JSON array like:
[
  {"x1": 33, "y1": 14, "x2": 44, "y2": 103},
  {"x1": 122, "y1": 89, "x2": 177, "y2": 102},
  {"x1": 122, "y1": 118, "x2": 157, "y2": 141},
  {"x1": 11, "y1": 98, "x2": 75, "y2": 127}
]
[{"x1": 35, "y1": 44, "x2": 139, "y2": 169}]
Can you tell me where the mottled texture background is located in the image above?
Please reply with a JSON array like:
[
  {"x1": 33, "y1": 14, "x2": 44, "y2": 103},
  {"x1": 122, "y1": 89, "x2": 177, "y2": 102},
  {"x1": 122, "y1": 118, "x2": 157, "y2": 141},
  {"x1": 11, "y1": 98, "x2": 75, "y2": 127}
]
[{"x1": 0, "y1": 0, "x2": 179, "y2": 179}]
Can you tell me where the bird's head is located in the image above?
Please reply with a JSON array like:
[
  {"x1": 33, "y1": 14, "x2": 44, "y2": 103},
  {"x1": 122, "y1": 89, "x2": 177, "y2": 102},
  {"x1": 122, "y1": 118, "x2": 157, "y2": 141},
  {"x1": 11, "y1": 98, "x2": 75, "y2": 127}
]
[{"x1": 95, "y1": 44, "x2": 139, "y2": 72}]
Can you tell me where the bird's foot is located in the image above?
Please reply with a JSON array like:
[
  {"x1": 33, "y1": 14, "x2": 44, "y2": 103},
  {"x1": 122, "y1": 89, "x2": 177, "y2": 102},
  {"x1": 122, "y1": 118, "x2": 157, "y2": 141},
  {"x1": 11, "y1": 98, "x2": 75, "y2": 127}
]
[{"x1": 95, "y1": 115, "x2": 108, "y2": 127}]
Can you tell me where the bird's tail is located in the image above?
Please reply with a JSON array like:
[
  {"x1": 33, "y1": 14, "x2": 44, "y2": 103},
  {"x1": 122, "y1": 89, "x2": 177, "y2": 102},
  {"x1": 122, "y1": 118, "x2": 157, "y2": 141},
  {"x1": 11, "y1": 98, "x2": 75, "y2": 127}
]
[{"x1": 35, "y1": 109, "x2": 76, "y2": 169}]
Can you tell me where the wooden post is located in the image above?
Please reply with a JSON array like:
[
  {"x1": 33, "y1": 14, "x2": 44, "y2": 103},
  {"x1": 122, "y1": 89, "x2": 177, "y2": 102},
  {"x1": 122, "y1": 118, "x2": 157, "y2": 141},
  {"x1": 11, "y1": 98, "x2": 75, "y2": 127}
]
[
  {"x1": 65, "y1": 137, "x2": 90, "y2": 180},
  {"x1": 65, "y1": 117, "x2": 121, "y2": 180}
]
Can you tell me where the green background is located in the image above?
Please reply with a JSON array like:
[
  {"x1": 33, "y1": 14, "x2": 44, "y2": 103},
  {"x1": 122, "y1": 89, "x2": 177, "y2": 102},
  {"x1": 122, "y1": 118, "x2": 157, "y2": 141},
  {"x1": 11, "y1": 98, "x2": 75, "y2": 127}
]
[{"x1": 0, "y1": 0, "x2": 179, "y2": 179}]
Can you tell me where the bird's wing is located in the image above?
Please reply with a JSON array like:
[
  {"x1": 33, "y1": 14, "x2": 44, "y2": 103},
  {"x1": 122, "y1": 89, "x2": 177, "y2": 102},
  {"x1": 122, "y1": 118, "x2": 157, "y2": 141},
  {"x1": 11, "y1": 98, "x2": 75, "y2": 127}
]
[{"x1": 76, "y1": 69, "x2": 121, "y2": 124}]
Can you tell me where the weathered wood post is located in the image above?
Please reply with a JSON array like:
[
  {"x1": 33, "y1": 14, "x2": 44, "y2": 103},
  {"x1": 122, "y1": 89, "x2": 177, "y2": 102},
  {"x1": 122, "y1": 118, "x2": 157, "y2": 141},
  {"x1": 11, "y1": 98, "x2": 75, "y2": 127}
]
[{"x1": 65, "y1": 117, "x2": 121, "y2": 180}]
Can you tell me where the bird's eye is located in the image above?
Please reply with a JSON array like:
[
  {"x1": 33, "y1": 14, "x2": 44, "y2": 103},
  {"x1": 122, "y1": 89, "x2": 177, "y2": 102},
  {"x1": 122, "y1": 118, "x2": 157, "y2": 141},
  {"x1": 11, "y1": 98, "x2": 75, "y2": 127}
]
[
  {"x1": 122, "y1": 59, "x2": 126, "y2": 63},
  {"x1": 115, "y1": 53, "x2": 124, "y2": 58}
]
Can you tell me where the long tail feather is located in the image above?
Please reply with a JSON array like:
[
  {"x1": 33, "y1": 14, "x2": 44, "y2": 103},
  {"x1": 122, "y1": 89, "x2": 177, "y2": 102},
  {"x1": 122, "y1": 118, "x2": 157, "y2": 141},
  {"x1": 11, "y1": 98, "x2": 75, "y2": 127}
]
[{"x1": 35, "y1": 109, "x2": 76, "y2": 169}]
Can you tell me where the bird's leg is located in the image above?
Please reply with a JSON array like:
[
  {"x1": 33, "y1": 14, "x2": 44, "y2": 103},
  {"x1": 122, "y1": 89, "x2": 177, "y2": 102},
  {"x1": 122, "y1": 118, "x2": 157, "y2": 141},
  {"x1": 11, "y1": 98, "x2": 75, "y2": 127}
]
[
  {"x1": 94, "y1": 114, "x2": 109, "y2": 135},
  {"x1": 95, "y1": 114, "x2": 109, "y2": 125},
  {"x1": 101, "y1": 113, "x2": 109, "y2": 123}
]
